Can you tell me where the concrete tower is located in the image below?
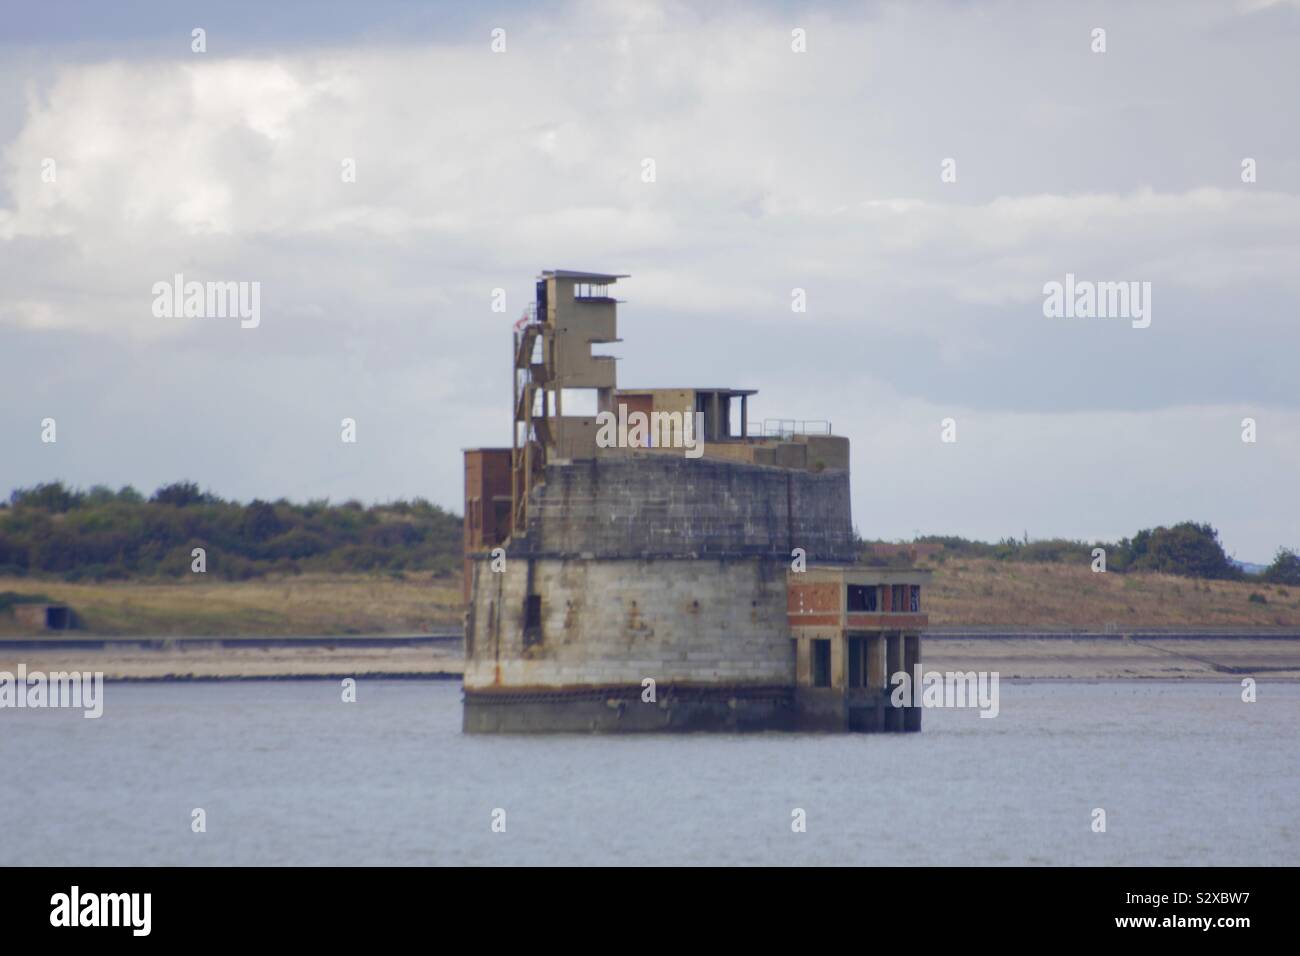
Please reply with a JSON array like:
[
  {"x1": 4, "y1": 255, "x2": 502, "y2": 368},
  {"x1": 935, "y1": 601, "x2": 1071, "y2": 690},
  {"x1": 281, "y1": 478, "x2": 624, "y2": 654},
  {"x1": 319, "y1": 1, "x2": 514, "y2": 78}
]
[{"x1": 462, "y1": 270, "x2": 930, "y2": 732}]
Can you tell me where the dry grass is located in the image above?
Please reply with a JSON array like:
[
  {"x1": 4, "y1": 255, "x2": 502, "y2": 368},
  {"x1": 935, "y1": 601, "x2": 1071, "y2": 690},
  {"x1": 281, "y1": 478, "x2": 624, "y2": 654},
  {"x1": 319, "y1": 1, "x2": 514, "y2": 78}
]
[
  {"x1": 2, "y1": 561, "x2": 1297, "y2": 636},
  {"x1": 924, "y1": 558, "x2": 1300, "y2": 630},
  {"x1": 0, "y1": 573, "x2": 463, "y2": 636}
]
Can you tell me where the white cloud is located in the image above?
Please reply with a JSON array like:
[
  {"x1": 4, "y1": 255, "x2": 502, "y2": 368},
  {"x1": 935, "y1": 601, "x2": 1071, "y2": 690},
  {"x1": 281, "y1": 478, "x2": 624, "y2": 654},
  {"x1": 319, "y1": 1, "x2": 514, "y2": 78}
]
[{"x1": 1, "y1": 0, "x2": 1297, "y2": 558}]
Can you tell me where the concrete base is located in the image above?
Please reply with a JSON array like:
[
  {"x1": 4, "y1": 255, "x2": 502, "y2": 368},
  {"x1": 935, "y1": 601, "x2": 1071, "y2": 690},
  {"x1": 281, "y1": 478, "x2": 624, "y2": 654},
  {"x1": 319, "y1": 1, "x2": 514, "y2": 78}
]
[
  {"x1": 464, "y1": 685, "x2": 793, "y2": 733},
  {"x1": 464, "y1": 685, "x2": 918, "y2": 734}
]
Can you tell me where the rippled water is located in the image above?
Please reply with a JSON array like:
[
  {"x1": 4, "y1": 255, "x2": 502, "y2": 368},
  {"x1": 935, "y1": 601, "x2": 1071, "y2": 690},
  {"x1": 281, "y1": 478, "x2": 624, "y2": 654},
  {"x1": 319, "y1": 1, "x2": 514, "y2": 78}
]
[{"x1": 2, "y1": 679, "x2": 1295, "y2": 865}]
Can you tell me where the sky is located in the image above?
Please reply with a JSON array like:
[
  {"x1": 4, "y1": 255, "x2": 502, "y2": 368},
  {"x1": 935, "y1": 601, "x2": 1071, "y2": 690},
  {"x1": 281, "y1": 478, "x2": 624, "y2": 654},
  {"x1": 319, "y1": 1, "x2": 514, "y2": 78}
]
[{"x1": 1, "y1": 0, "x2": 1298, "y2": 562}]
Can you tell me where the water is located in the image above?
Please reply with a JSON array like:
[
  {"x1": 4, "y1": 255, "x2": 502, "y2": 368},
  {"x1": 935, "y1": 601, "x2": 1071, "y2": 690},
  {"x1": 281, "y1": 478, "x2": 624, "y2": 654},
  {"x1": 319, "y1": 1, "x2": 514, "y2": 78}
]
[{"x1": 2, "y1": 680, "x2": 1296, "y2": 865}]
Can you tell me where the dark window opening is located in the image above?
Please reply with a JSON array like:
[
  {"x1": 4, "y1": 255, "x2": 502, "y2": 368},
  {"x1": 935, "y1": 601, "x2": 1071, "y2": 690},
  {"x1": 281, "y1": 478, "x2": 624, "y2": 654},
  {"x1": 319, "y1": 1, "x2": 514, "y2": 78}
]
[
  {"x1": 848, "y1": 637, "x2": 863, "y2": 688},
  {"x1": 910, "y1": 585, "x2": 921, "y2": 612},
  {"x1": 523, "y1": 594, "x2": 542, "y2": 646},
  {"x1": 847, "y1": 585, "x2": 878, "y2": 612},
  {"x1": 695, "y1": 393, "x2": 711, "y2": 440},
  {"x1": 892, "y1": 585, "x2": 907, "y2": 612},
  {"x1": 46, "y1": 606, "x2": 71, "y2": 630},
  {"x1": 694, "y1": 392, "x2": 735, "y2": 441},
  {"x1": 812, "y1": 639, "x2": 831, "y2": 688}
]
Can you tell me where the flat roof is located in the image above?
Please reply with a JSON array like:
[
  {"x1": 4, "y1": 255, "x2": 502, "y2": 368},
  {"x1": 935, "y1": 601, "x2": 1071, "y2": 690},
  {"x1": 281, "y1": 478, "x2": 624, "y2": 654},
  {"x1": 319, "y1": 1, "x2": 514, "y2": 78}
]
[
  {"x1": 540, "y1": 269, "x2": 629, "y2": 281},
  {"x1": 617, "y1": 387, "x2": 759, "y2": 397},
  {"x1": 796, "y1": 565, "x2": 935, "y2": 582}
]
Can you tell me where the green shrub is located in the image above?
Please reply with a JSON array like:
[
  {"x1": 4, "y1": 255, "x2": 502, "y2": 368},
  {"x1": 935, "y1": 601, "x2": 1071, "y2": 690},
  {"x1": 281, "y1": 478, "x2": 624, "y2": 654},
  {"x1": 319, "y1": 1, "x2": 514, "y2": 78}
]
[
  {"x1": 1263, "y1": 548, "x2": 1300, "y2": 586},
  {"x1": 0, "y1": 483, "x2": 462, "y2": 580}
]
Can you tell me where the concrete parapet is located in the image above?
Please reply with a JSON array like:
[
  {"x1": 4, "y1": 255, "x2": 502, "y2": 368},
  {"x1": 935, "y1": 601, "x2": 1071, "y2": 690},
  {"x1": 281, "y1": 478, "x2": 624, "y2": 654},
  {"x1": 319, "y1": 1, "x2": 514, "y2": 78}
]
[{"x1": 510, "y1": 456, "x2": 856, "y2": 562}]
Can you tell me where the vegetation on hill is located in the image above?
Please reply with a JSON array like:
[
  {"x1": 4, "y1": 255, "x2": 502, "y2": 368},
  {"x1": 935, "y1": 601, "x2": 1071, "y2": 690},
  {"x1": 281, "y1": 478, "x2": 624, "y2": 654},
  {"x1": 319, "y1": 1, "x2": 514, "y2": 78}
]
[
  {"x1": 924, "y1": 558, "x2": 1300, "y2": 630},
  {"x1": 862, "y1": 521, "x2": 1296, "y2": 583},
  {"x1": 4, "y1": 480, "x2": 1295, "y2": 594},
  {"x1": 1263, "y1": 548, "x2": 1300, "y2": 586},
  {"x1": 0, "y1": 482, "x2": 461, "y2": 581},
  {"x1": 2, "y1": 560, "x2": 1295, "y2": 636},
  {"x1": 0, "y1": 573, "x2": 464, "y2": 636}
]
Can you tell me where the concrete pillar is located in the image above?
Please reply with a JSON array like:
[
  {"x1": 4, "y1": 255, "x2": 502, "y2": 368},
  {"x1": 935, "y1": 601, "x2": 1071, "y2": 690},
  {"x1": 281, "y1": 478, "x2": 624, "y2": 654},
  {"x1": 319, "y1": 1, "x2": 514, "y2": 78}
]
[
  {"x1": 867, "y1": 633, "x2": 885, "y2": 690},
  {"x1": 885, "y1": 632, "x2": 904, "y2": 731},
  {"x1": 903, "y1": 633, "x2": 922, "y2": 731}
]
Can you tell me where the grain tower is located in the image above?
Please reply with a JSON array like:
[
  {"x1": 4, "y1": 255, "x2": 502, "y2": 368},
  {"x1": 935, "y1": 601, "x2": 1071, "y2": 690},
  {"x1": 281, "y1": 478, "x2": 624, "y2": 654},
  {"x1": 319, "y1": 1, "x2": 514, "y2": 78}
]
[{"x1": 462, "y1": 270, "x2": 930, "y2": 732}]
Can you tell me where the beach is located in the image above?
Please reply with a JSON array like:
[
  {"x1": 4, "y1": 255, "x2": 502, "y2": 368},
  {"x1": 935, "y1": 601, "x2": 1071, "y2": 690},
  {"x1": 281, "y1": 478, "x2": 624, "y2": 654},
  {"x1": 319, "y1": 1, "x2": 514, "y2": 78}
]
[{"x1": 3, "y1": 632, "x2": 1298, "y2": 681}]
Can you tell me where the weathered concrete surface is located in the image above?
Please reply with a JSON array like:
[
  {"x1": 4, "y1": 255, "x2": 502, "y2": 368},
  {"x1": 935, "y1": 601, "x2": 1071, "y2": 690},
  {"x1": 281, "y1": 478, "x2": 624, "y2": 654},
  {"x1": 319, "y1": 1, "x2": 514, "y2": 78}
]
[
  {"x1": 510, "y1": 456, "x2": 856, "y2": 562},
  {"x1": 465, "y1": 557, "x2": 794, "y2": 690},
  {"x1": 464, "y1": 684, "x2": 795, "y2": 733},
  {"x1": 465, "y1": 456, "x2": 883, "y2": 731}
]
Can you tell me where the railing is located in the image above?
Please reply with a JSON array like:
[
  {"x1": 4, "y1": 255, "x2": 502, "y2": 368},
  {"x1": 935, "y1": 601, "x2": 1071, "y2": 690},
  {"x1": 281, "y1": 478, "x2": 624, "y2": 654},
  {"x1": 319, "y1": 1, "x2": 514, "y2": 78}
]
[
  {"x1": 514, "y1": 302, "x2": 538, "y2": 329},
  {"x1": 759, "y1": 419, "x2": 832, "y2": 438}
]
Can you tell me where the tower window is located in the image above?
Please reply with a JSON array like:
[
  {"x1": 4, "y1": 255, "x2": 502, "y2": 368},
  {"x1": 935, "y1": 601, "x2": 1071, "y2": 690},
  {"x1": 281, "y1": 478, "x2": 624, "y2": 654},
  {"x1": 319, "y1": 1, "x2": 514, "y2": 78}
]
[
  {"x1": 847, "y1": 585, "x2": 878, "y2": 612},
  {"x1": 812, "y1": 639, "x2": 831, "y2": 688},
  {"x1": 523, "y1": 594, "x2": 542, "y2": 645},
  {"x1": 848, "y1": 637, "x2": 863, "y2": 688}
]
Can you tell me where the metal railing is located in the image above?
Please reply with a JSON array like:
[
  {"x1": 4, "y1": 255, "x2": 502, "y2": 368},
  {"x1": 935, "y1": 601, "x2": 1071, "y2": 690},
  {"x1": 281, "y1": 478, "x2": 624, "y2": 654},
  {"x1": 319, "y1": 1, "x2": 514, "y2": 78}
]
[
  {"x1": 759, "y1": 418, "x2": 832, "y2": 438},
  {"x1": 514, "y1": 302, "x2": 538, "y2": 329}
]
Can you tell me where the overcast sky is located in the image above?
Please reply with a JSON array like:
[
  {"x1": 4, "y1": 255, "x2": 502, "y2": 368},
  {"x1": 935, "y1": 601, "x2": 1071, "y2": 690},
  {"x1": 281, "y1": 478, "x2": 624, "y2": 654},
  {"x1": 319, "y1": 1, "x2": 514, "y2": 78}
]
[{"x1": 2, "y1": 0, "x2": 1298, "y2": 562}]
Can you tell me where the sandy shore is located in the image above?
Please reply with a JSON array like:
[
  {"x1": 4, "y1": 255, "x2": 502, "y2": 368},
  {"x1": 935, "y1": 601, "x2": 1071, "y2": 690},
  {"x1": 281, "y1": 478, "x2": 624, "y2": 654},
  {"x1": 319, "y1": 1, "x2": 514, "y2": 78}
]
[
  {"x1": 0, "y1": 639, "x2": 464, "y2": 680},
  {"x1": 924, "y1": 637, "x2": 1300, "y2": 679},
  {"x1": 2, "y1": 635, "x2": 1298, "y2": 681}
]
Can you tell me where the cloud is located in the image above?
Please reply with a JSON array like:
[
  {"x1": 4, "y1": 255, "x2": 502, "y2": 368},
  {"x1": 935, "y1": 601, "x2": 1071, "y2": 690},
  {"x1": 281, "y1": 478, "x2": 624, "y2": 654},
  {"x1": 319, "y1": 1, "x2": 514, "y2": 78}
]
[{"x1": 0, "y1": 0, "x2": 1297, "y2": 559}]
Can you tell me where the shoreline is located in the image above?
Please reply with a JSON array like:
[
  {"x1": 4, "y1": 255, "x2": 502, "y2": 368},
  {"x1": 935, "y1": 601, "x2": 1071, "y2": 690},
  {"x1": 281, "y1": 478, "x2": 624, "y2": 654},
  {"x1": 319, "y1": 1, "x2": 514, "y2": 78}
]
[
  {"x1": 3, "y1": 633, "x2": 1299, "y2": 681},
  {"x1": 73, "y1": 674, "x2": 1300, "y2": 683}
]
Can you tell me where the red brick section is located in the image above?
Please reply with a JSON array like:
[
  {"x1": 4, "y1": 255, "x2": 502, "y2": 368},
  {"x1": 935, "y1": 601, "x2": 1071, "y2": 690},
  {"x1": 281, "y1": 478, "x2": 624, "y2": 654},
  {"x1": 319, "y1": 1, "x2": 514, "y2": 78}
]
[
  {"x1": 787, "y1": 582, "x2": 840, "y2": 614},
  {"x1": 463, "y1": 449, "x2": 513, "y2": 603},
  {"x1": 618, "y1": 394, "x2": 654, "y2": 445},
  {"x1": 788, "y1": 582, "x2": 843, "y2": 628}
]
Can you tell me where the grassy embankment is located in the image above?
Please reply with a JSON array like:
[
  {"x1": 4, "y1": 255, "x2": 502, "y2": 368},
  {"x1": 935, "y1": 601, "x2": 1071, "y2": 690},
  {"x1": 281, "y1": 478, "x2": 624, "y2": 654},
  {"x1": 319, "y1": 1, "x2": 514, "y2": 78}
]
[
  {"x1": 925, "y1": 558, "x2": 1300, "y2": 630},
  {"x1": 1, "y1": 559, "x2": 1297, "y2": 636},
  {"x1": 0, "y1": 573, "x2": 463, "y2": 636}
]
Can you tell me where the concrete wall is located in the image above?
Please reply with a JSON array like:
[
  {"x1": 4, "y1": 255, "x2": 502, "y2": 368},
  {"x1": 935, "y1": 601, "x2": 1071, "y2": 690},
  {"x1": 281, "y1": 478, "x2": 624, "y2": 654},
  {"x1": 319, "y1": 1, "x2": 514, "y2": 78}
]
[
  {"x1": 612, "y1": 431, "x2": 850, "y2": 474},
  {"x1": 510, "y1": 456, "x2": 856, "y2": 562},
  {"x1": 12, "y1": 604, "x2": 75, "y2": 630},
  {"x1": 545, "y1": 277, "x2": 617, "y2": 389},
  {"x1": 465, "y1": 557, "x2": 794, "y2": 690}
]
